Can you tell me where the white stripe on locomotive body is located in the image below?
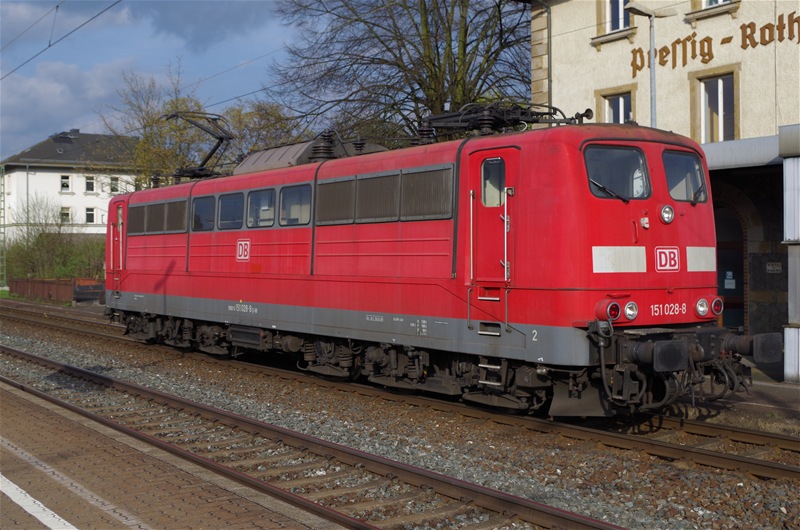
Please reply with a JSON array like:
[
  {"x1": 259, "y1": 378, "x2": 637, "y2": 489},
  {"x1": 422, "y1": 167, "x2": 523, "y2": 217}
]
[
  {"x1": 592, "y1": 246, "x2": 717, "y2": 273},
  {"x1": 686, "y1": 246, "x2": 717, "y2": 272},
  {"x1": 591, "y1": 246, "x2": 647, "y2": 273}
]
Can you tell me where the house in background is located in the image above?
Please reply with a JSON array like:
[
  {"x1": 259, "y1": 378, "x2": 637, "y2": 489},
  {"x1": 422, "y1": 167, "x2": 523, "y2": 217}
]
[
  {"x1": 523, "y1": 0, "x2": 799, "y2": 380},
  {"x1": 1, "y1": 129, "x2": 137, "y2": 284}
]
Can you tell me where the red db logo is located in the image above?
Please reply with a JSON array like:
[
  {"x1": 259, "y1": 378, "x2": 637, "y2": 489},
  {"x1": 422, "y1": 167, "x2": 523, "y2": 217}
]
[
  {"x1": 236, "y1": 239, "x2": 251, "y2": 262},
  {"x1": 655, "y1": 247, "x2": 679, "y2": 272}
]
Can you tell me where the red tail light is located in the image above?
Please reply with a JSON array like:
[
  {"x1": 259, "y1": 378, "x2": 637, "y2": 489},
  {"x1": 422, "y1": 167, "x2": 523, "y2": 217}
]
[{"x1": 711, "y1": 298, "x2": 724, "y2": 315}]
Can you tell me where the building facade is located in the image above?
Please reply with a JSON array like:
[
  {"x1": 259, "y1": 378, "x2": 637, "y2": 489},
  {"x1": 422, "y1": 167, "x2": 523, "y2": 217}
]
[
  {"x1": 1, "y1": 130, "x2": 136, "y2": 284},
  {"x1": 528, "y1": 0, "x2": 799, "y2": 380}
]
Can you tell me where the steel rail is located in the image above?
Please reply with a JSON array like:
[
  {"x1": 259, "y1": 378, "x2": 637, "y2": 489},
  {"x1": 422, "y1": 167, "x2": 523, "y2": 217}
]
[
  {"x1": 0, "y1": 345, "x2": 622, "y2": 530},
  {"x1": 4, "y1": 303, "x2": 798, "y2": 481}
]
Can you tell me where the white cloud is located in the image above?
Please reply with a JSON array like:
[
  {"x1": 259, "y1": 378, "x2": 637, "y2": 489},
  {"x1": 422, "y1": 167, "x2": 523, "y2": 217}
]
[{"x1": 1, "y1": 59, "x2": 134, "y2": 159}]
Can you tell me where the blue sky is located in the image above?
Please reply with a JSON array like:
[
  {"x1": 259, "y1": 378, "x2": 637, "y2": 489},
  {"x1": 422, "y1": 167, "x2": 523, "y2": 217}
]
[{"x1": 1, "y1": 0, "x2": 293, "y2": 160}]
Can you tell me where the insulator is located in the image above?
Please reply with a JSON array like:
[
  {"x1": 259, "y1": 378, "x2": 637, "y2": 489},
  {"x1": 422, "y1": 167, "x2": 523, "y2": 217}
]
[
  {"x1": 416, "y1": 123, "x2": 435, "y2": 145},
  {"x1": 310, "y1": 130, "x2": 335, "y2": 161},
  {"x1": 353, "y1": 137, "x2": 365, "y2": 154},
  {"x1": 477, "y1": 111, "x2": 497, "y2": 135},
  {"x1": 150, "y1": 174, "x2": 160, "y2": 188}
]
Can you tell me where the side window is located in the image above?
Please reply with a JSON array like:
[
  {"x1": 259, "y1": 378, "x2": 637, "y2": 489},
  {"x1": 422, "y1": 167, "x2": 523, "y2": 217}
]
[
  {"x1": 317, "y1": 180, "x2": 355, "y2": 225},
  {"x1": 401, "y1": 167, "x2": 453, "y2": 220},
  {"x1": 663, "y1": 151, "x2": 707, "y2": 203},
  {"x1": 165, "y1": 200, "x2": 187, "y2": 232},
  {"x1": 128, "y1": 205, "x2": 146, "y2": 235},
  {"x1": 585, "y1": 146, "x2": 650, "y2": 200},
  {"x1": 356, "y1": 173, "x2": 400, "y2": 223},
  {"x1": 247, "y1": 189, "x2": 275, "y2": 228},
  {"x1": 481, "y1": 158, "x2": 505, "y2": 207},
  {"x1": 280, "y1": 185, "x2": 311, "y2": 226},
  {"x1": 192, "y1": 196, "x2": 215, "y2": 231},
  {"x1": 218, "y1": 193, "x2": 244, "y2": 230},
  {"x1": 145, "y1": 203, "x2": 166, "y2": 233}
]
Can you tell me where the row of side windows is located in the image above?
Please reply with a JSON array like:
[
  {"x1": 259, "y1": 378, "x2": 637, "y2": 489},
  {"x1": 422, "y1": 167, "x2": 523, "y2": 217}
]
[{"x1": 126, "y1": 165, "x2": 454, "y2": 236}]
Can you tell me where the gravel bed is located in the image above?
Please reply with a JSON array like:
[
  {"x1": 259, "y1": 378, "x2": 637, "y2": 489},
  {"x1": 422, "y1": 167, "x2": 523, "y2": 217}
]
[{"x1": 1, "y1": 323, "x2": 798, "y2": 530}]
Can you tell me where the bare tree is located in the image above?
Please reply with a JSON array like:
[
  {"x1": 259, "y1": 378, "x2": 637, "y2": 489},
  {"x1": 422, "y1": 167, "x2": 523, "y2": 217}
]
[
  {"x1": 6, "y1": 194, "x2": 104, "y2": 279},
  {"x1": 222, "y1": 100, "x2": 311, "y2": 165},
  {"x1": 271, "y1": 0, "x2": 531, "y2": 138},
  {"x1": 99, "y1": 62, "x2": 212, "y2": 184}
]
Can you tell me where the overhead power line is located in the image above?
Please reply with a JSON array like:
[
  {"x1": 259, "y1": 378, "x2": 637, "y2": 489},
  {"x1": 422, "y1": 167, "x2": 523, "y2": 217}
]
[
  {"x1": 0, "y1": 1, "x2": 67, "y2": 52},
  {"x1": 1, "y1": 0, "x2": 123, "y2": 82}
]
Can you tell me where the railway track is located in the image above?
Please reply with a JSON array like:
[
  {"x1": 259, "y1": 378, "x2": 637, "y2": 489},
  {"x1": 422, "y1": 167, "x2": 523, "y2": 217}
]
[
  {"x1": 0, "y1": 345, "x2": 619, "y2": 530},
  {"x1": 3, "y1": 301, "x2": 798, "y2": 484}
]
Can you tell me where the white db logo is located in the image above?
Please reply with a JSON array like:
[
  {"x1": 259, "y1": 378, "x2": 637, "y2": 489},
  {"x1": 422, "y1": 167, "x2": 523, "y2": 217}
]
[
  {"x1": 655, "y1": 247, "x2": 679, "y2": 272},
  {"x1": 236, "y1": 239, "x2": 251, "y2": 262}
]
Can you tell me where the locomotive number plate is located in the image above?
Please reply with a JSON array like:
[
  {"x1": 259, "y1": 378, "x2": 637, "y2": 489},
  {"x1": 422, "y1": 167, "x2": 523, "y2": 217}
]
[{"x1": 650, "y1": 303, "x2": 687, "y2": 317}]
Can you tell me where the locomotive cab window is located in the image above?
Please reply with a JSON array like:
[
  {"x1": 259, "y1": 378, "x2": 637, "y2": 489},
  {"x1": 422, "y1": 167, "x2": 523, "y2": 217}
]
[
  {"x1": 481, "y1": 158, "x2": 505, "y2": 207},
  {"x1": 247, "y1": 189, "x2": 275, "y2": 228},
  {"x1": 192, "y1": 196, "x2": 215, "y2": 231},
  {"x1": 280, "y1": 185, "x2": 311, "y2": 226},
  {"x1": 585, "y1": 146, "x2": 650, "y2": 201},
  {"x1": 663, "y1": 151, "x2": 707, "y2": 203},
  {"x1": 218, "y1": 193, "x2": 244, "y2": 230}
]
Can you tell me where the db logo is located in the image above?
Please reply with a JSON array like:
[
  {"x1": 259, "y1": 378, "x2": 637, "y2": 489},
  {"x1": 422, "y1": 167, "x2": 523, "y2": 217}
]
[
  {"x1": 655, "y1": 247, "x2": 680, "y2": 272},
  {"x1": 236, "y1": 239, "x2": 251, "y2": 262}
]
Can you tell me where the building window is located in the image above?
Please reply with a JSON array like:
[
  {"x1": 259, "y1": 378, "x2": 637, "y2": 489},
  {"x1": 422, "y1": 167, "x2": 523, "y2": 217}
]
[
  {"x1": 85, "y1": 176, "x2": 95, "y2": 193},
  {"x1": 110, "y1": 177, "x2": 119, "y2": 193},
  {"x1": 86, "y1": 208, "x2": 96, "y2": 224},
  {"x1": 607, "y1": 0, "x2": 630, "y2": 33},
  {"x1": 605, "y1": 93, "x2": 631, "y2": 124},
  {"x1": 701, "y1": 74, "x2": 734, "y2": 143},
  {"x1": 60, "y1": 175, "x2": 70, "y2": 192},
  {"x1": 703, "y1": 0, "x2": 730, "y2": 7},
  {"x1": 60, "y1": 207, "x2": 71, "y2": 224}
]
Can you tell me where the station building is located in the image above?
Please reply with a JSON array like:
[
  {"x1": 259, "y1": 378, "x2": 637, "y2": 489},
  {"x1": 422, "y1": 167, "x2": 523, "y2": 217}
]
[{"x1": 524, "y1": 0, "x2": 799, "y2": 380}]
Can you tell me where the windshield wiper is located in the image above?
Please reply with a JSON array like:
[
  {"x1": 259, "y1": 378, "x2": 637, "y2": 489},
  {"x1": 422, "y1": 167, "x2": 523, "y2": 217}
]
[
  {"x1": 590, "y1": 179, "x2": 629, "y2": 204},
  {"x1": 690, "y1": 185, "x2": 705, "y2": 206}
]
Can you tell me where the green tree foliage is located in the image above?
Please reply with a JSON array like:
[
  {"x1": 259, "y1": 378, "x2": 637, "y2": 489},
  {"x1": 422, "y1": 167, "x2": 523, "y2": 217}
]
[{"x1": 271, "y1": 0, "x2": 531, "y2": 139}]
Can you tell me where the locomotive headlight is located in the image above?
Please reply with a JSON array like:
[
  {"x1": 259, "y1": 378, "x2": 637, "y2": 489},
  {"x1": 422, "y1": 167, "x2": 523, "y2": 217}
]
[
  {"x1": 696, "y1": 298, "x2": 709, "y2": 317},
  {"x1": 660, "y1": 205, "x2": 675, "y2": 224},
  {"x1": 624, "y1": 302, "x2": 638, "y2": 320},
  {"x1": 711, "y1": 297, "x2": 724, "y2": 315},
  {"x1": 607, "y1": 302, "x2": 621, "y2": 321}
]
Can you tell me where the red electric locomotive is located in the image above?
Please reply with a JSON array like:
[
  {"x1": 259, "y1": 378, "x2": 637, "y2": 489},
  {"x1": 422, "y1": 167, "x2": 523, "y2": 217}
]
[{"x1": 105, "y1": 105, "x2": 781, "y2": 416}]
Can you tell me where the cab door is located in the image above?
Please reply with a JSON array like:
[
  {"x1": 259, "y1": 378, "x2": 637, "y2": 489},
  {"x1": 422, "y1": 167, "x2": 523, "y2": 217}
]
[
  {"x1": 108, "y1": 198, "x2": 126, "y2": 294},
  {"x1": 467, "y1": 147, "x2": 519, "y2": 331}
]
